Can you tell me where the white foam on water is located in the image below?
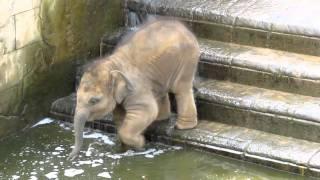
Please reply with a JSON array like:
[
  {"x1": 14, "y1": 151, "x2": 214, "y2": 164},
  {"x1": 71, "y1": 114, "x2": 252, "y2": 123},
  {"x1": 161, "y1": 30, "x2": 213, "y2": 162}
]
[
  {"x1": 29, "y1": 176, "x2": 38, "y2": 180},
  {"x1": 30, "y1": 172, "x2": 37, "y2": 175},
  {"x1": 92, "y1": 163, "x2": 102, "y2": 167},
  {"x1": 172, "y1": 146, "x2": 182, "y2": 150},
  {"x1": 106, "y1": 149, "x2": 157, "y2": 159},
  {"x1": 59, "y1": 123, "x2": 71, "y2": 130},
  {"x1": 107, "y1": 154, "x2": 121, "y2": 159},
  {"x1": 153, "y1": 149, "x2": 165, "y2": 156},
  {"x1": 52, "y1": 152, "x2": 60, "y2": 155},
  {"x1": 91, "y1": 159, "x2": 103, "y2": 167},
  {"x1": 93, "y1": 159, "x2": 103, "y2": 164},
  {"x1": 78, "y1": 160, "x2": 92, "y2": 165},
  {"x1": 85, "y1": 146, "x2": 94, "y2": 157},
  {"x1": 45, "y1": 172, "x2": 58, "y2": 179},
  {"x1": 83, "y1": 132, "x2": 115, "y2": 145},
  {"x1": 144, "y1": 149, "x2": 165, "y2": 158},
  {"x1": 31, "y1": 118, "x2": 54, "y2": 128},
  {"x1": 55, "y1": 147, "x2": 65, "y2": 151},
  {"x1": 64, "y1": 168, "x2": 84, "y2": 177},
  {"x1": 145, "y1": 154, "x2": 154, "y2": 158},
  {"x1": 12, "y1": 175, "x2": 20, "y2": 180},
  {"x1": 97, "y1": 172, "x2": 111, "y2": 179}
]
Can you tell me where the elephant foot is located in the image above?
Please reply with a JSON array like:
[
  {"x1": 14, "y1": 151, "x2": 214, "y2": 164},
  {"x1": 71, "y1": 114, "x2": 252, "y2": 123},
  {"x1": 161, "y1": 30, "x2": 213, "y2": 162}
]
[
  {"x1": 120, "y1": 142, "x2": 146, "y2": 152},
  {"x1": 68, "y1": 148, "x2": 80, "y2": 161},
  {"x1": 119, "y1": 130, "x2": 145, "y2": 149},
  {"x1": 175, "y1": 117, "x2": 197, "y2": 130}
]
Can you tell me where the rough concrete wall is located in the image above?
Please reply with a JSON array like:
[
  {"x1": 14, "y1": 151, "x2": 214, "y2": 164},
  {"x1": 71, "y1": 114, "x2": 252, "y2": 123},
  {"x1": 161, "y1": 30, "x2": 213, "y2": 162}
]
[{"x1": 0, "y1": 0, "x2": 122, "y2": 138}]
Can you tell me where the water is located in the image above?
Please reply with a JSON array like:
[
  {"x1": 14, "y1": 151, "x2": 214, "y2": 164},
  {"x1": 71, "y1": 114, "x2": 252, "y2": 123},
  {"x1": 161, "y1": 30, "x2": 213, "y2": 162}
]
[{"x1": 0, "y1": 118, "x2": 305, "y2": 180}]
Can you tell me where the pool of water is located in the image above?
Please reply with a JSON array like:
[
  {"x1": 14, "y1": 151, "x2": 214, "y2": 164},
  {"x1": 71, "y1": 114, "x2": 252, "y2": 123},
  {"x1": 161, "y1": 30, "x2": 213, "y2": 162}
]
[{"x1": 0, "y1": 118, "x2": 306, "y2": 180}]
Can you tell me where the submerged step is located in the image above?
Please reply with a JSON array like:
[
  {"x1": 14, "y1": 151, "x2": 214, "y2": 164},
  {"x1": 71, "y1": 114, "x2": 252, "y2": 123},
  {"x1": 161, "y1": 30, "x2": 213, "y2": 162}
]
[
  {"x1": 127, "y1": 0, "x2": 320, "y2": 56},
  {"x1": 195, "y1": 79, "x2": 320, "y2": 142},
  {"x1": 147, "y1": 120, "x2": 320, "y2": 177},
  {"x1": 199, "y1": 39, "x2": 320, "y2": 97}
]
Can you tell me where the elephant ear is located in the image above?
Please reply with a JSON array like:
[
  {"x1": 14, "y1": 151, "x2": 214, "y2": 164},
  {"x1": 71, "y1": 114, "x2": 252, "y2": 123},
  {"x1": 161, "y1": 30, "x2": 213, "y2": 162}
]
[{"x1": 110, "y1": 70, "x2": 134, "y2": 103}]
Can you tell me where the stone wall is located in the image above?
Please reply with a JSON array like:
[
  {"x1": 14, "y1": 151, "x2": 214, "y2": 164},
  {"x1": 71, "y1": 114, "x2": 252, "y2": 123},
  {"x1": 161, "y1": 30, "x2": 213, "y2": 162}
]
[{"x1": 0, "y1": 0, "x2": 122, "y2": 138}]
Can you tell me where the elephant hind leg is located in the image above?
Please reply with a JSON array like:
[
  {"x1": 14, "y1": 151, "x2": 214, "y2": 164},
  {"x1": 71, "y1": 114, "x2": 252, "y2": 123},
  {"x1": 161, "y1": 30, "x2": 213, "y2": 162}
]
[
  {"x1": 156, "y1": 94, "x2": 171, "y2": 121},
  {"x1": 174, "y1": 88, "x2": 197, "y2": 129}
]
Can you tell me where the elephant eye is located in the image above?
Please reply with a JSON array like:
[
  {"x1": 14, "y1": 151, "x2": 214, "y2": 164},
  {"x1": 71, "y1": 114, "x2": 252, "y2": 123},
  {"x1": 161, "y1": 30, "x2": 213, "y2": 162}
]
[{"x1": 89, "y1": 96, "x2": 101, "y2": 105}]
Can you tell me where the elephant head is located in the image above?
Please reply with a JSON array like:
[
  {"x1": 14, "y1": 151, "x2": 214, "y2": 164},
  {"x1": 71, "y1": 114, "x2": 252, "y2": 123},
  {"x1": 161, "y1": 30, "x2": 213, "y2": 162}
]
[{"x1": 68, "y1": 63, "x2": 134, "y2": 160}]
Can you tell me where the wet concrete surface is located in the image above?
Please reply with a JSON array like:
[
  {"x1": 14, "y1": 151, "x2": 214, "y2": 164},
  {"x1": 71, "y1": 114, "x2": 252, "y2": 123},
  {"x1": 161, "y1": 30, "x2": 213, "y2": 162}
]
[
  {"x1": 148, "y1": 119, "x2": 320, "y2": 177},
  {"x1": 196, "y1": 79, "x2": 320, "y2": 123},
  {"x1": 199, "y1": 39, "x2": 320, "y2": 80},
  {"x1": 126, "y1": 0, "x2": 320, "y2": 55},
  {"x1": 196, "y1": 79, "x2": 320, "y2": 142}
]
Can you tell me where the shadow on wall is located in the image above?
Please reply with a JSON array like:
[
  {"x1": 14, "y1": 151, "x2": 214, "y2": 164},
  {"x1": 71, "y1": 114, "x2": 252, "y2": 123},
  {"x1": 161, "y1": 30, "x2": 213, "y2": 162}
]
[{"x1": 0, "y1": 0, "x2": 122, "y2": 138}]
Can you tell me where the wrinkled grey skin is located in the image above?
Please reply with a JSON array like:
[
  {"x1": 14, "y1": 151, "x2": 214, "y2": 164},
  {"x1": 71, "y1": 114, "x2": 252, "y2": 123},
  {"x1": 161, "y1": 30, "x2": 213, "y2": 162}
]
[{"x1": 68, "y1": 19, "x2": 200, "y2": 160}]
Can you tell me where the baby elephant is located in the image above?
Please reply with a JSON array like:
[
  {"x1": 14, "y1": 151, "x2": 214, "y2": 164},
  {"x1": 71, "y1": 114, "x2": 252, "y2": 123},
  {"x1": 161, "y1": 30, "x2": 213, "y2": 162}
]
[{"x1": 68, "y1": 19, "x2": 200, "y2": 160}]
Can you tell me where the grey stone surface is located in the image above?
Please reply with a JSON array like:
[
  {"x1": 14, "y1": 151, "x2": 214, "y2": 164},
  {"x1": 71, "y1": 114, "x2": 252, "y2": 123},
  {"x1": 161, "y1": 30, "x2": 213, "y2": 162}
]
[
  {"x1": 199, "y1": 39, "x2": 320, "y2": 98},
  {"x1": 151, "y1": 120, "x2": 320, "y2": 176},
  {"x1": 0, "y1": 16, "x2": 16, "y2": 54},
  {"x1": 309, "y1": 151, "x2": 320, "y2": 169},
  {"x1": 246, "y1": 133, "x2": 320, "y2": 166},
  {"x1": 15, "y1": 8, "x2": 40, "y2": 49},
  {"x1": 51, "y1": 93, "x2": 76, "y2": 117},
  {"x1": 200, "y1": 39, "x2": 320, "y2": 81},
  {"x1": 197, "y1": 100, "x2": 320, "y2": 143},
  {"x1": 128, "y1": 0, "x2": 320, "y2": 38},
  {"x1": 196, "y1": 79, "x2": 320, "y2": 123},
  {"x1": 127, "y1": 0, "x2": 320, "y2": 55}
]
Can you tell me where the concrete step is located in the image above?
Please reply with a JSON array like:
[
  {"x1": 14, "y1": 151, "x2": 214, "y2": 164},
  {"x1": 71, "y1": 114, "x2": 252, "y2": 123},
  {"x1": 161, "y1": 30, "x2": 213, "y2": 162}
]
[
  {"x1": 126, "y1": 0, "x2": 320, "y2": 56},
  {"x1": 199, "y1": 39, "x2": 320, "y2": 97},
  {"x1": 49, "y1": 96, "x2": 320, "y2": 177},
  {"x1": 147, "y1": 120, "x2": 320, "y2": 177},
  {"x1": 195, "y1": 78, "x2": 320, "y2": 143}
]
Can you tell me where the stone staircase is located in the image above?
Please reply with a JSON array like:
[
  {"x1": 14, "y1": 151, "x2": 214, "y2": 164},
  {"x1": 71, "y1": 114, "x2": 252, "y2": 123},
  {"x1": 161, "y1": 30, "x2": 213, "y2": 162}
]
[{"x1": 50, "y1": 0, "x2": 320, "y2": 177}]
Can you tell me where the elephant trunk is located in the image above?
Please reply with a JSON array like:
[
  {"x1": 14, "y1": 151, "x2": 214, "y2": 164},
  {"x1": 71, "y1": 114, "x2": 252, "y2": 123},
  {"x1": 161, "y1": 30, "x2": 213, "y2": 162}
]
[{"x1": 68, "y1": 110, "x2": 88, "y2": 160}]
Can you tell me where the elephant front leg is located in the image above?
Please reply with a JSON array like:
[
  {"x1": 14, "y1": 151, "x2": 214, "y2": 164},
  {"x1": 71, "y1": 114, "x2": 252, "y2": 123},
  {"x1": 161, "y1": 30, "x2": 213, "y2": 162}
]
[
  {"x1": 156, "y1": 94, "x2": 171, "y2": 121},
  {"x1": 175, "y1": 89, "x2": 198, "y2": 129},
  {"x1": 118, "y1": 102, "x2": 158, "y2": 149}
]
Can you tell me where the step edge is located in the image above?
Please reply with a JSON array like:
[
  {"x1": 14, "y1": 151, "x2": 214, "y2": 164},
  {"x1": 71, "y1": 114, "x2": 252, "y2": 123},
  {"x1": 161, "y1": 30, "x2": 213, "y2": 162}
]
[
  {"x1": 196, "y1": 79, "x2": 320, "y2": 123},
  {"x1": 197, "y1": 98, "x2": 320, "y2": 126},
  {"x1": 199, "y1": 39, "x2": 320, "y2": 81},
  {"x1": 127, "y1": 0, "x2": 320, "y2": 39}
]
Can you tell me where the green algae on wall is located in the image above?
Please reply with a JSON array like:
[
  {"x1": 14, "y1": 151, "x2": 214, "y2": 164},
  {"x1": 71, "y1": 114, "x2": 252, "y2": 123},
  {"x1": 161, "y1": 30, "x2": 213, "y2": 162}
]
[
  {"x1": 0, "y1": 0, "x2": 122, "y2": 138},
  {"x1": 40, "y1": 0, "x2": 122, "y2": 62}
]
